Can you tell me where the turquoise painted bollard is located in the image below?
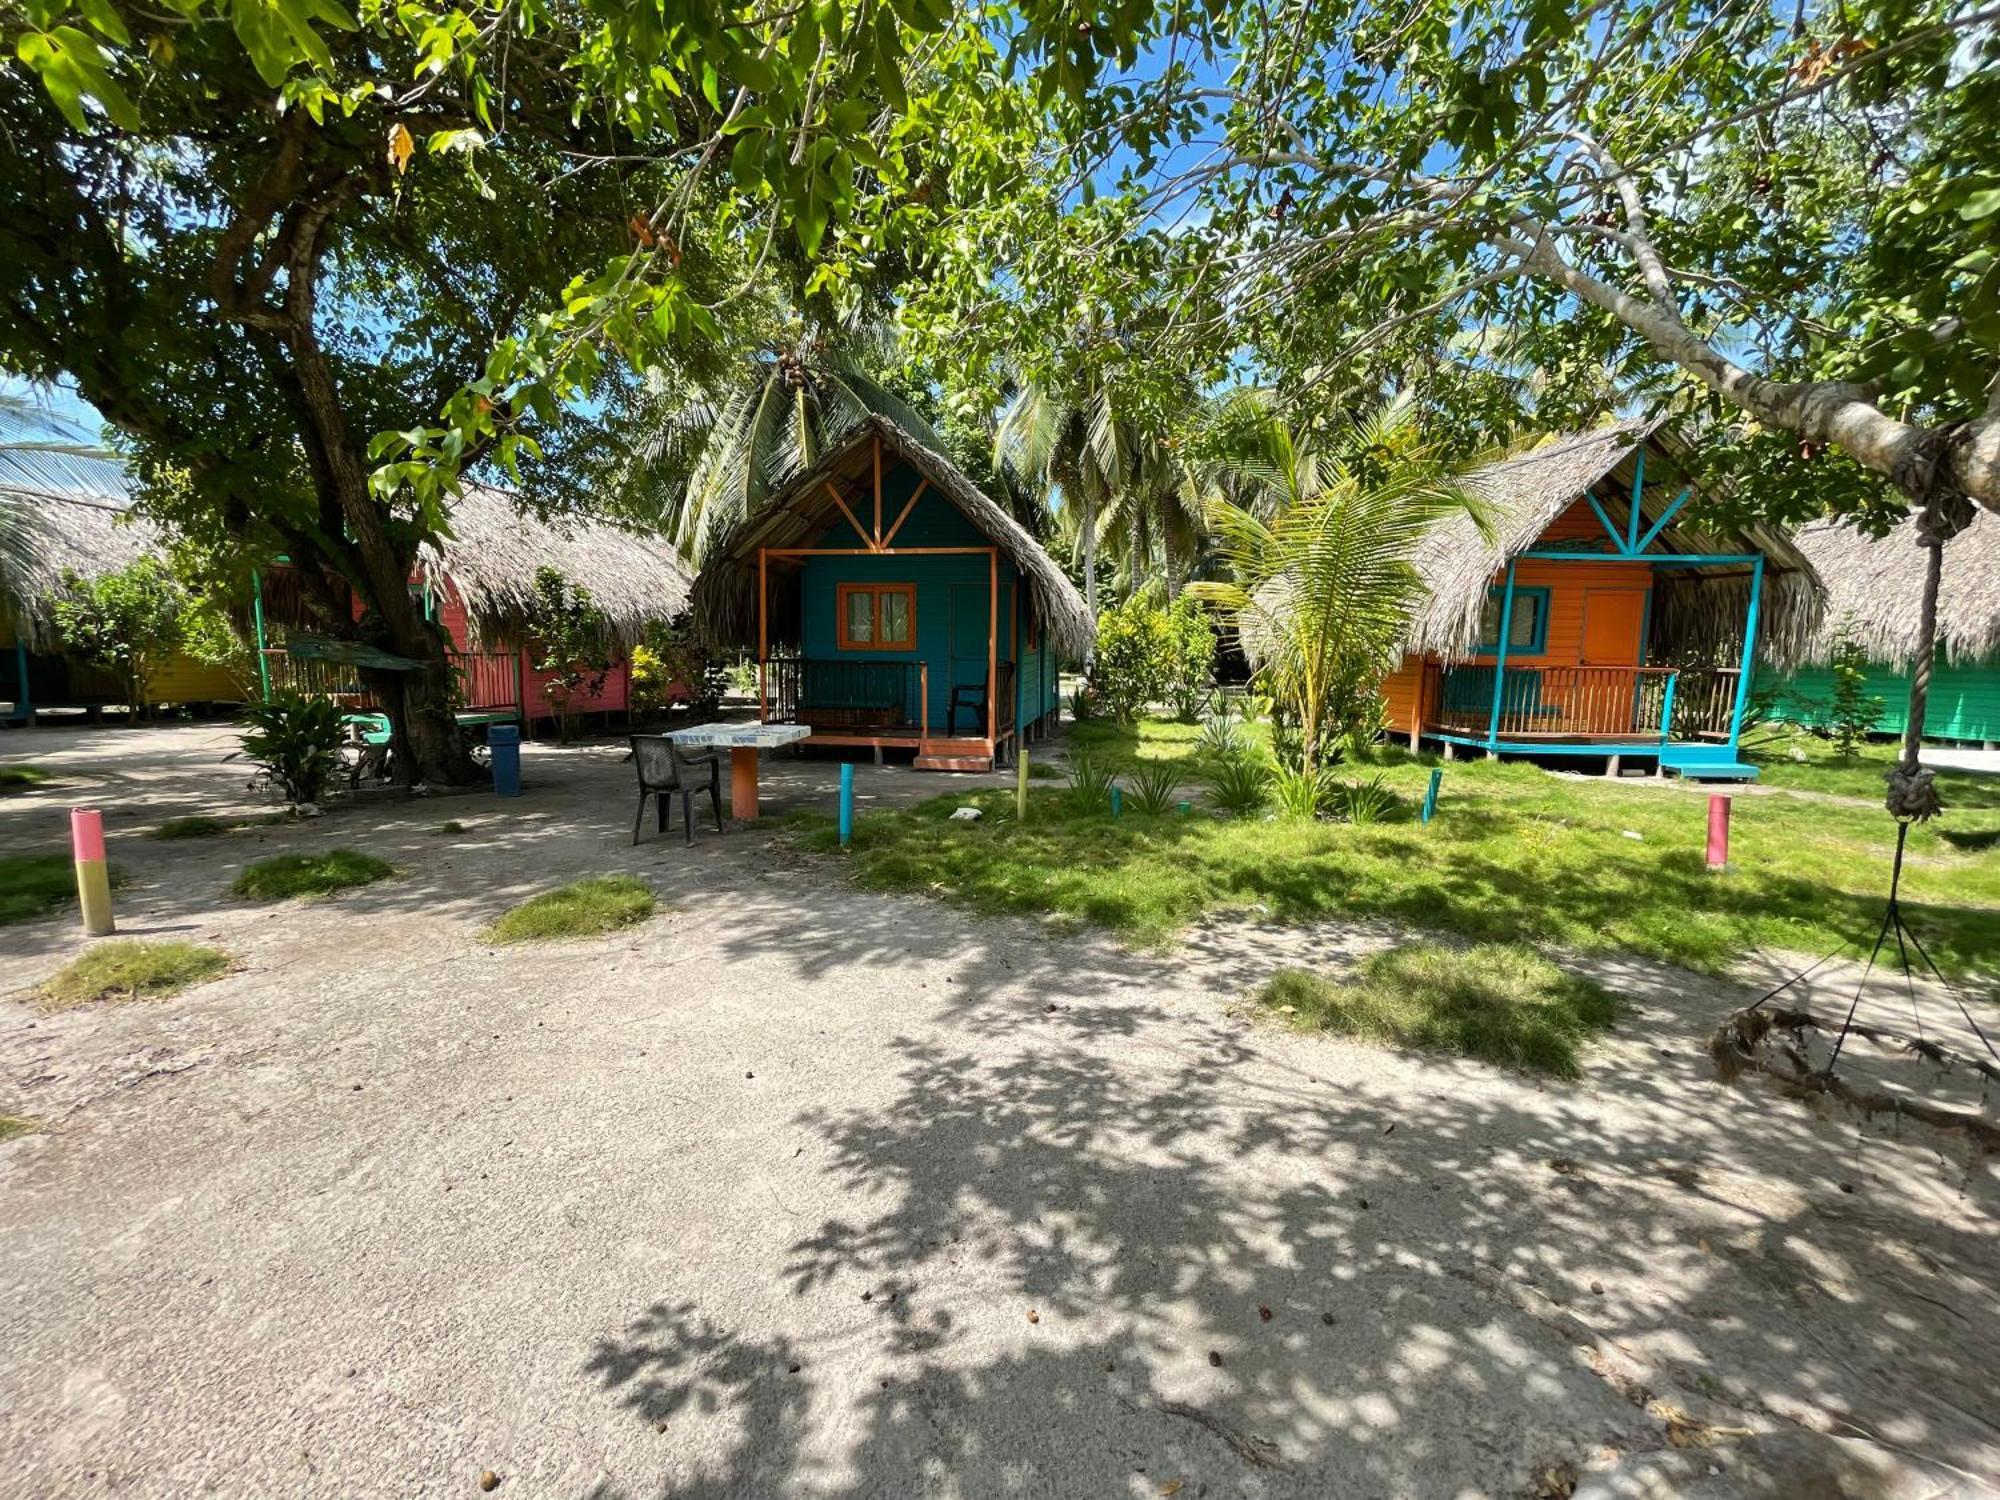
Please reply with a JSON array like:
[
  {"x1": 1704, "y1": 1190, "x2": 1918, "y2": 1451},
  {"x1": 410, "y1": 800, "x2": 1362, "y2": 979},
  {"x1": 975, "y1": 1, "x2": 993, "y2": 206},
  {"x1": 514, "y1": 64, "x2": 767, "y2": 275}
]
[
  {"x1": 839, "y1": 761, "x2": 855, "y2": 847},
  {"x1": 1109, "y1": 785, "x2": 1123, "y2": 818},
  {"x1": 1420, "y1": 767, "x2": 1443, "y2": 825}
]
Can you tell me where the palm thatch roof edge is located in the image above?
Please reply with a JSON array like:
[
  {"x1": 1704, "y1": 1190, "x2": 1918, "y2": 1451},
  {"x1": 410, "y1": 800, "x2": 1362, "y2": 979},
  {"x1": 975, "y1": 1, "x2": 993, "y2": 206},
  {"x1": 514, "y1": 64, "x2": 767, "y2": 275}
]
[{"x1": 690, "y1": 415, "x2": 1095, "y2": 659}]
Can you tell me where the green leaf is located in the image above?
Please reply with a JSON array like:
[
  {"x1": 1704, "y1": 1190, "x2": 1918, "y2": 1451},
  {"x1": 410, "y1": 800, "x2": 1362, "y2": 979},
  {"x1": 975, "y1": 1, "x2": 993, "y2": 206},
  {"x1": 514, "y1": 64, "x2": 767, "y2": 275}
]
[
  {"x1": 75, "y1": 0, "x2": 131, "y2": 46},
  {"x1": 1959, "y1": 188, "x2": 2000, "y2": 222},
  {"x1": 17, "y1": 26, "x2": 140, "y2": 132}
]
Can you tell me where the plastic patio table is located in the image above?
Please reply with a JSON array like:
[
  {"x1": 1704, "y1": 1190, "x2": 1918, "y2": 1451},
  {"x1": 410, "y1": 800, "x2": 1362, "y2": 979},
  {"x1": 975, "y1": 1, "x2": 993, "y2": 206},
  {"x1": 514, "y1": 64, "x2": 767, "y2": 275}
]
[{"x1": 665, "y1": 722, "x2": 813, "y2": 821}]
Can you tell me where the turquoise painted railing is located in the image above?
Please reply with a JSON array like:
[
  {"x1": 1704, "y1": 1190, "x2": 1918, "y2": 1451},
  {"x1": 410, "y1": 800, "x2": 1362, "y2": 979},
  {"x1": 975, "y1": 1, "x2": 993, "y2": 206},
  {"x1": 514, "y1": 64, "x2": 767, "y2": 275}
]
[{"x1": 1430, "y1": 664, "x2": 1721, "y2": 741}]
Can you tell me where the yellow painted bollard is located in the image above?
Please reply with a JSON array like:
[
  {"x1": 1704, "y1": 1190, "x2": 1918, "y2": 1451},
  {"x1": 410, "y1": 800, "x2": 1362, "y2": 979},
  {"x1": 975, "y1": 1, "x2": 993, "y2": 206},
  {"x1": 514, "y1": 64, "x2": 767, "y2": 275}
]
[
  {"x1": 71, "y1": 807, "x2": 114, "y2": 936},
  {"x1": 1016, "y1": 747, "x2": 1029, "y2": 822}
]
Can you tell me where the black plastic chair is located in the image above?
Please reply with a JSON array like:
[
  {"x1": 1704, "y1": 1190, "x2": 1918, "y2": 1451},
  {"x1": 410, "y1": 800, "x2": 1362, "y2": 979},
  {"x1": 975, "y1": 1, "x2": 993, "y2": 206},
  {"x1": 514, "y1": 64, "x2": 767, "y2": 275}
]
[
  {"x1": 947, "y1": 676, "x2": 988, "y2": 735},
  {"x1": 630, "y1": 735, "x2": 723, "y2": 845}
]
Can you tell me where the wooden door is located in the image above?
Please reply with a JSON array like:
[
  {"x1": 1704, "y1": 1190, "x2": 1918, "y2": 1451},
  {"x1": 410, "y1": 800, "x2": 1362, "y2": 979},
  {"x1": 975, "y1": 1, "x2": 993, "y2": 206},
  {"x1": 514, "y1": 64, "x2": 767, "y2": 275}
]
[{"x1": 1578, "y1": 589, "x2": 1648, "y2": 733}]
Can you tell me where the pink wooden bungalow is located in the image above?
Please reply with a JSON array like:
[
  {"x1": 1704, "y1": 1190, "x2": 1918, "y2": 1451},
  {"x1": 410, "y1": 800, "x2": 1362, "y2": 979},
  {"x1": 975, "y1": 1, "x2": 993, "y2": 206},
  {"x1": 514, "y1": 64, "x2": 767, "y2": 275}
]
[{"x1": 253, "y1": 487, "x2": 693, "y2": 733}]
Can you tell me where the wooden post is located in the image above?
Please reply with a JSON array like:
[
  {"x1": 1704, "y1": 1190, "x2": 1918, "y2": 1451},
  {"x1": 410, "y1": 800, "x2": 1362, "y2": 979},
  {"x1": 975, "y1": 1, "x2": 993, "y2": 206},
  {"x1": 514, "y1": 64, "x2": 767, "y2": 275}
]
[
  {"x1": 250, "y1": 568, "x2": 271, "y2": 701},
  {"x1": 839, "y1": 762, "x2": 854, "y2": 847},
  {"x1": 1420, "y1": 768, "x2": 1443, "y2": 825},
  {"x1": 919, "y1": 662, "x2": 930, "y2": 758},
  {"x1": 1016, "y1": 747, "x2": 1029, "y2": 822},
  {"x1": 757, "y1": 547, "x2": 768, "y2": 724},
  {"x1": 872, "y1": 434, "x2": 883, "y2": 546}
]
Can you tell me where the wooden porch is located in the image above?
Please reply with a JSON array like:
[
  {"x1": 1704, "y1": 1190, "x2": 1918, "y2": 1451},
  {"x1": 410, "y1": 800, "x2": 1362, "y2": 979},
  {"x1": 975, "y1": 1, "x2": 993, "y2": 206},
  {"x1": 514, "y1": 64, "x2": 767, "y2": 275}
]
[{"x1": 1421, "y1": 662, "x2": 1742, "y2": 745}]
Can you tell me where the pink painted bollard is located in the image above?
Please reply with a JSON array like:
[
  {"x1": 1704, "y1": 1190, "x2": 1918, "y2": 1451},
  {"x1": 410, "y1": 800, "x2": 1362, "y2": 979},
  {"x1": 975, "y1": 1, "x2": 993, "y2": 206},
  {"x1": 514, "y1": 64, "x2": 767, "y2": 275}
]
[
  {"x1": 1705, "y1": 793, "x2": 1731, "y2": 871},
  {"x1": 71, "y1": 807, "x2": 115, "y2": 935}
]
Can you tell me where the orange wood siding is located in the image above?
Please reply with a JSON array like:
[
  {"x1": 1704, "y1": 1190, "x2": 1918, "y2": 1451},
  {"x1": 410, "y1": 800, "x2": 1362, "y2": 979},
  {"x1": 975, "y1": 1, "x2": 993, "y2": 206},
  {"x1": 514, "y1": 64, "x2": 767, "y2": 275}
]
[{"x1": 1382, "y1": 500, "x2": 1653, "y2": 734}]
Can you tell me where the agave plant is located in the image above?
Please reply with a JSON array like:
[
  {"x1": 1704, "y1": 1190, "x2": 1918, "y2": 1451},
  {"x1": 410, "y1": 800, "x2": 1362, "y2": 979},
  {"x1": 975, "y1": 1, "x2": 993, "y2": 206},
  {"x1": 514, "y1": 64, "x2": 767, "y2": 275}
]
[
  {"x1": 1064, "y1": 750, "x2": 1117, "y2": 812},
  {"x1": 1333, "y1": 772, "x2": 1400, "y2": 825},
  {"x1": 1197, "y1": 706, "x2": 1245, "y2": 760},
  {"x1": 1269, "y1": 763, "x2": 1338, "y2": 821},
  {"x1": 1126, "y1": 762, "x2": 1183, "y2": 816},
  {"x1": 1203, "y1": 755, "x2": 1273, "y2": 816}
]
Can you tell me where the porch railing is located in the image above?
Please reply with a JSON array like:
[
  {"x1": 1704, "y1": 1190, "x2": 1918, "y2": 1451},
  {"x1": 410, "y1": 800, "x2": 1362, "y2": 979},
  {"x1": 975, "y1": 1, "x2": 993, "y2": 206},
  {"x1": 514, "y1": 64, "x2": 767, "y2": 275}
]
[
  {"x1": 1667, "y1": 667, "x2": 1741, "y2": 741},
  {"x1": 760, "y1": 656, "x2": 1019, "y2": 740},
  {"x1": 1427, "y1": 663, "x2": 1691, "y2": 741},
  {"x1": 763, "y1": 656, "x2": 923, "y2": 732},
  {"x1": 259, "y1": 649, "x2": 519, "y2": 713}
]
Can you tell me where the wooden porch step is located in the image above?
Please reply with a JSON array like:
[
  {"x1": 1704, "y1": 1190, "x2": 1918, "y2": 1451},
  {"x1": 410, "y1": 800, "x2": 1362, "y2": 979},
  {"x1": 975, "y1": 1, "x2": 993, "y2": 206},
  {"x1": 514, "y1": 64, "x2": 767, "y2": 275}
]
[{"x1": 914, "y1": 753, "x2": 994, "y2": 773}]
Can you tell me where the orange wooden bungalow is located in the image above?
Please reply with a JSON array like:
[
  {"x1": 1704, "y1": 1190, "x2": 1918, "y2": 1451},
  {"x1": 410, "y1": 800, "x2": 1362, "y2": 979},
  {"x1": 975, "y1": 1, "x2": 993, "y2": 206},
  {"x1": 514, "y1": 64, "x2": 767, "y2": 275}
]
[
  {"x1": 690, "y1": 417, "x2": 1093, "y2": 771},
  {"x1": 1383, "y1": 424, "x2": 1823, "y2": 779}
]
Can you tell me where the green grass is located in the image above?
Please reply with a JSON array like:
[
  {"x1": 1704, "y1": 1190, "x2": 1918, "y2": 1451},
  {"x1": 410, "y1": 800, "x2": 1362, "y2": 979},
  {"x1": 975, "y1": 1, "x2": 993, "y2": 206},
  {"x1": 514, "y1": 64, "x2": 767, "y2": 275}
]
[
  {"x1": 0, "y1": 1115, "x2": 40, "y2": 1143},
  {"x1": 1254, "y1": 942, "x2": 1617, "y2": 1078},
  {"x1": 798, "y1": 718, "x2": 2000, "y2": 985},
  {"x1": 1746, "y1": 727, "x2": 2000, "y2": 808},
  {"x1": 154, "y1": 815, "x2": 228, "y2": 841},
  {"x1": 232, "y1": 849, "x2": 395, "y2": 900},
  {"x1": 484, "y1": 875, "x2": 656, "y2": 943},
  {"x1": 37, "y1": 939, "x2": 233, "y2": 1011},
  {"x1": 0, "y1": 765, "x2": 51, "y2": 791},
  {"x1": 1, "y1": 853, "x2": 93, "y2": 926},
  {"x1": 436, "y1": 820, "x2": 466, "y2": 835}
]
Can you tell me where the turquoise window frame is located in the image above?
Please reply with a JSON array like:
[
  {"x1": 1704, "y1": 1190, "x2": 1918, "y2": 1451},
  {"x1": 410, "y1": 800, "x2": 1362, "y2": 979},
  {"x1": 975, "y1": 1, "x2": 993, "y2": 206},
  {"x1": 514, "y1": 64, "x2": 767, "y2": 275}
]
[{"x1": 1475, "y1": 585, "x2": 1549, "y2": 655}]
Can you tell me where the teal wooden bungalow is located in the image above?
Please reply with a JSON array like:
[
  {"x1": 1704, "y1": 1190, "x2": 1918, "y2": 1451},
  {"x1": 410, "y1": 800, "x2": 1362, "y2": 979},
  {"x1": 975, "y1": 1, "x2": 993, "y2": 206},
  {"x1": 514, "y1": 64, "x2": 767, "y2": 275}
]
[
  {"x1": 690, "y1": 417, "x2": 1093, "y2": 771},
  {"x1": 1383, "y1": 424, "x2": 1825, "y2": 780}
]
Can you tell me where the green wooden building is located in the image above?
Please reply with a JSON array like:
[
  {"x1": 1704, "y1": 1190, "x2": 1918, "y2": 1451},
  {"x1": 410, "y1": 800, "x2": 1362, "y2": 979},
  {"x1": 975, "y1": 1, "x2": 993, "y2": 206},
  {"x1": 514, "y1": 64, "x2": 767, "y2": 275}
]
[
  {"x1": 1757, "y1": 512, "x2": 2000, "y2": 747},
  {"x1": 690, "y1": 416, "x2": 1092, "y2": 771}
]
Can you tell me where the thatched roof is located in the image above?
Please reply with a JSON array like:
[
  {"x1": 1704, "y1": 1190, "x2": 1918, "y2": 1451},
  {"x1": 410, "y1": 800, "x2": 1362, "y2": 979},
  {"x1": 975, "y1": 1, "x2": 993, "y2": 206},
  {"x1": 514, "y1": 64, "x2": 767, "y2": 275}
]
[
  {"x1": 1791, "y1": 509, "x2": 2000, "y2": 667},
  {"x1": 1406, "y1": 422, "x2": 1823, "y2": 667},
  {"x1": 690, "y1": 415, "x2": 1095, "y2": 658},
  {"x1": 419, "y1": 486, "x2": 691, "y2": 647},
  {"x1": 3, "y1": 450, "x2": 689, "y2": 648},
  {"x1": 2, "y1": 449, "x2": 157, "y2": 644}
]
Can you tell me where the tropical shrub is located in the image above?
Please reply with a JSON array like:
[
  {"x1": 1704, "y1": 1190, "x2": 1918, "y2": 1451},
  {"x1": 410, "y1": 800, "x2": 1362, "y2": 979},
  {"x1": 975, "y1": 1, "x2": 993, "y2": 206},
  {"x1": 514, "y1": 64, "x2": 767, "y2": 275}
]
[
  {"x1": 238, "y1": 690, "x2": 344, "y2": 806},
  {"x1": 1202, "y1": 755, "x2": 1271, "y2": 816},
  {"x1": 51, "y1": 558, "x2": 184, "y2": 717},
  {"x1": 1066, "y1": 685, "x2": 1097, "y2": 722},
  {"x1": 523, "y1": 566, "x2": 611, "y2": 744},
  {"x1": 1126, "y1": 762, "x2": 1183, "y2": 816},
  {"x1": 1160, "y1": 595, "x2": 1218, "y2": 720},
  {"x1": 1827, "y1": 630, "x2": 1884, "y2": 758},
  {"x1": 1089, "y1": 595, "x2": 1167, "y2": 721},
  {"x1": 1087, "y1": 594, "x2": 1219, "y2": 723},
  {"x1": 631, "y1": 610, "x2": 727, "y2": 720}
]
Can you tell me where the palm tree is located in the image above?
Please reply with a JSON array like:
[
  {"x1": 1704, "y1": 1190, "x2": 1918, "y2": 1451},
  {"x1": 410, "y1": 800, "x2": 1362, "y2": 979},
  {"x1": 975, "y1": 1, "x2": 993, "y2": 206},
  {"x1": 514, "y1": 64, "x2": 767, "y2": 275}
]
[
  {"x1": 602, "y1": 319, "x2": 943, "y2": 564},
  {"x1": 1191, "y1": 396, "x2": 1488, "y2": 774},
  {"x1": 994, "y1": 378, "x2": 1127, "y2": 620}
]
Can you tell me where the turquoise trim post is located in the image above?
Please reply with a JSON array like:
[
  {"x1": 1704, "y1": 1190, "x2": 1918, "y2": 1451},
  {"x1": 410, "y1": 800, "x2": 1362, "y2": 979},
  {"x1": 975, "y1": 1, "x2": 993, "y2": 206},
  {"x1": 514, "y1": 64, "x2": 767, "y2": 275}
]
[
  {"x1": 250, "y1": 568, "x2": 272, "y2": 701},
  {"x1": 1628, "y1": 446, "x2": 1646, "y2": 552},
  {"x1": 1583, "y1": 490, "x2": 1627, "y2": 552},
  {"x1": 1485, "y1": 560, "x2": 1519, "y2": 749},
  {"x1": 1726, "y1": 555, "x2": 1765, "y2": 749},
  {"x1": 1659, "y1": 671, "x2": 1679, "y2": 737},
  {"x1": 1634, "y1": 486, "x2": 1692, "y2": 554}
]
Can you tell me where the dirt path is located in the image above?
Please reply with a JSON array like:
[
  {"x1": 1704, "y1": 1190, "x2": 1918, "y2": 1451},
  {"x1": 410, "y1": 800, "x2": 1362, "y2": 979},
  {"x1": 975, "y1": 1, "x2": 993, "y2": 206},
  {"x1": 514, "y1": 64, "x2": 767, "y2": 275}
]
[{"x1": 2, "y1": 726, "x2": 1997, "y2": 1498}]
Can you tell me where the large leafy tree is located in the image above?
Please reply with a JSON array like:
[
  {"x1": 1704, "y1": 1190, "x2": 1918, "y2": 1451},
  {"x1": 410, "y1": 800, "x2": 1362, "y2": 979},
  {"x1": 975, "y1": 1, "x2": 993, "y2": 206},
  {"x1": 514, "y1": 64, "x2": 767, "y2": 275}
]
[
  {"x1": 926, "y1": 0, "x2": 2000, "y2": 528},
  {"x1": 0, "y1": 0, "x2": 1084, "y2": 781}
]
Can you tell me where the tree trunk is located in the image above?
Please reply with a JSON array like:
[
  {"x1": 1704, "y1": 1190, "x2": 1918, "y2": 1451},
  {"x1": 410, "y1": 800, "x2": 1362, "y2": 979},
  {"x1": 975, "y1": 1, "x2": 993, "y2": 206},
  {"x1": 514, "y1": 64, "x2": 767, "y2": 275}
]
[{"x1": 1082, "y1": 499, "x2": 1100, "y2": 619}]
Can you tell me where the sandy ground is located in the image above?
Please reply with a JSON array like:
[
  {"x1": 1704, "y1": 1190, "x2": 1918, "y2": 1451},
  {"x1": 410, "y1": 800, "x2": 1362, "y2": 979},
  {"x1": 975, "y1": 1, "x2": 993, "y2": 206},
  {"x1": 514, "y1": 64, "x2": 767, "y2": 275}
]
[{"x1": 2, "y1": 723, "x2": 1998, "y2": 1499}]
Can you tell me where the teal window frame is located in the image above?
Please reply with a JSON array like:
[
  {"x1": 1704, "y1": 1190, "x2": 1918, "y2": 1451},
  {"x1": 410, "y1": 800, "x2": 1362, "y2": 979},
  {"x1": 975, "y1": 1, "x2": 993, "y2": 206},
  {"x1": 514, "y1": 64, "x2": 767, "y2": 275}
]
[{"x1": 1475, "y1": 585, "x2": 1549, "y2": 655}]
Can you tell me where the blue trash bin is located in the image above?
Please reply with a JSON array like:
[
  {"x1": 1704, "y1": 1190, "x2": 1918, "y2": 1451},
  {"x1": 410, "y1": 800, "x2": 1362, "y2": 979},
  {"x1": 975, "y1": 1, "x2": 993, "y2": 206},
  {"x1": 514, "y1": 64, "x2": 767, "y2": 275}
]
[{"x1": 488, "y1": 723, "x2": 521, "y2": 797}]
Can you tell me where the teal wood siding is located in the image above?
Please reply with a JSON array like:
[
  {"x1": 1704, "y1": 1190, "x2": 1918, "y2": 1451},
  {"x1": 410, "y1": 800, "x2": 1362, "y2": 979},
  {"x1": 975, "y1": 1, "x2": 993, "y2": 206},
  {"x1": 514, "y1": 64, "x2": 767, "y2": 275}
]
[
  {"x1": 1757, "y1": 652, "x2": 2000, "y2": 744},
  {"x1": 799, "y1": 473, "x2": 1023, "y2": 731}
]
